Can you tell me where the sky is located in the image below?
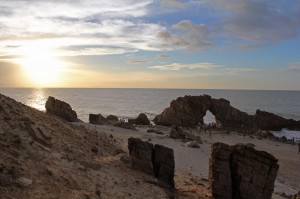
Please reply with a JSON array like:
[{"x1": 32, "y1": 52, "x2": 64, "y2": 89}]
[{"x1": 0, "y1": 0, "x2": 300, "y2": 89}]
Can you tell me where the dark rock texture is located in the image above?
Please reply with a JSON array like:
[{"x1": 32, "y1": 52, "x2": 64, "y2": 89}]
[
  {"x1": 45, "y1": 96, "x2": 79, "y2": 122},
  {"x1": 169, "y1": 126, "x2": 202, "y2": 143},
  {"x1": 254, "y1": 109, "x2": 300, "y2": 131},
  {"x1": 89, "y1": 113, "x2": 106, "y2": 125},
  {"x1": 209, "y1": 142, "x2": 279, "y2": 199},
  {"x1": 128, "y1": 137, "x2": 175, "y2": 188},
  {"x1": 154, "y1": 95, "x2": 300, "y2": 130},
  {"x1": 106, "y1": 115, "x2": 119, "y2": 122},
  {"x1": 128, "y1": 113, "x2": 150, "y2": 125}
]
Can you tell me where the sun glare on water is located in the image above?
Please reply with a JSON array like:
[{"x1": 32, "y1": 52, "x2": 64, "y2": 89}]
[{"x1": 16, "y1": 46, "x2": 66, "y2": 86}]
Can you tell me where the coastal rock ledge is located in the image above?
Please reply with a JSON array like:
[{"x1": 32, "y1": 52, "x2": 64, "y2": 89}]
[
  {"x1": 209, "y1": 142, "x2": 279, "y2": 199},
  {"x1": 45, "y1": 96, "x2": 79, "y2": 122},
  {"x1": 154, "y1": 95, "x2": 300, "y2": 130}
]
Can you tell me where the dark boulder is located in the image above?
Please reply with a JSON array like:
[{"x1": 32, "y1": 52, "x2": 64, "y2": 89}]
[
  {"x1": 128, "y1": 113, "x2": 150, "y2": 125},
  {"x1": 45, "y1": 96, "x2": 79, "y2": 122},
  {"x1": 106, "y1": 115, "x2": 119, "y2": 122},
  {"x1": 209, "y1": 142, "x2": 279, "y2": 199},
  {"x1": 89, "y1": 113, "x2": 106, "y2": 125},
  {"x1": 114, "y1": 121, "x2": 136, "y2": 130},
  {"x1": 169, "y1": 126, "x2": 202, "y2": 144},
  {"x1": 128, "y1": 137, "x2": 175, "y2": 188}
]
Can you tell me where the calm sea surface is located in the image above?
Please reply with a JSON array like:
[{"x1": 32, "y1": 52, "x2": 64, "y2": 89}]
[{"x1": 1, "y1": 88, "x2": 299, "y2": 139}]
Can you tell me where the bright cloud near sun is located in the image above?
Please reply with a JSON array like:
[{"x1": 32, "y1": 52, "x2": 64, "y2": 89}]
[{"x1": 0, "y1": 0, "x2": 299, "y2": 89}]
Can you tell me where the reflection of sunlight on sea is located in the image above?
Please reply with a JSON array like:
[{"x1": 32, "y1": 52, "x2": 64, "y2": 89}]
[{"x1": 26, "y1": 89, "x2": 47, "y2": 111}]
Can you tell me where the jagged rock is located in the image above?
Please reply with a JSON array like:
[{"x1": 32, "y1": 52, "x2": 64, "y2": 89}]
[
  {"x1": 154, "y1": 95, "x2": 300, "y2": 131},
  {"x1": 128, "y1": 113, "x2": 150, "y2": 125},
  {"x1": 128, "y1": 138, "x2": 175, "y2": 188},
  {"x1": 114, "y1": 121, "x2": 136, "y2": 130},
  {"x1": 209, "y1": 142, "x2": 279, "y2": 199},
  {"x1": 45, "y1": 96, "x2": 79, "y2": 122},
  {"x1": 89, "y1": 113, "x2": 106, "y2": 125},
  {"x1": 254, "y1": 109, "x2": 300, "y2": 131},
  {"x1": 169, "y1": 126, "x2": 202, "y2": 144},
  {"x1": 153, "y1": 144, "x2": 175, "y2": 188},
  {"x1": 106, "y1": 115, "x2": 119, "y2": 122},
  {"x1": 128, "y1": 137, "x2": 154, "y2": 175}
]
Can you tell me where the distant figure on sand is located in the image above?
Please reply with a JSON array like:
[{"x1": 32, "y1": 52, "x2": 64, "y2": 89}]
[{"x1": 298, "y1": 143, "x2": 300, "y2": 154}]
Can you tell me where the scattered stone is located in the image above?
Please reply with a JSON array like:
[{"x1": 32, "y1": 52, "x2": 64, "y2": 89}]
[
  {"x1": 16, "y1": 177, "x2": 33, "y2": 187},
  {"x1": 114, "y1": 121, "x2": 136, "y2": 130},
  {"x1": 169, "y1": 126, "x2": 202, "y2": 143},
  {"x1": 45, "y1": 96, "x2": 79, "y2": 122},
  {"x1": 209, "y1": 142, "x2": 279, "y2": 199},
  {"x1": 147, "y1": 128, "x2": 164, "y2": 135},
  {"x1": 0, "y1": 173, "x2": 13, "y2": 187},
  {"x1": 128, "y1": 113, "x2": 150, "y2": 125},
  {"x1": 185, "y1": 141, "x2": 200, "y2": 148},
  {"x1": 91, "y1": 146, "x2": 98, "y2": 154}
]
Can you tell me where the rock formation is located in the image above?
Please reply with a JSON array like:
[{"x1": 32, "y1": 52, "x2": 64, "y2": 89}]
[
  {"x1": 128, "y1": 137, "x2": 175, "y2": 188},
  {"x1": 169, "y1": 126, "x2": 202, "y2": 144},
  {"x1": 89, "y1": 114, "x2": 119, "y2": 125},
  {"x1": 128, "y1": 113, "x2": 150, "y2": 125},
  {"x1": 45, "y1": 96, "x2": 79, "y2": 122},
  {"x1": 154, "y1": 95, "x2": 300, "y2": 130},
  {"x1": 254, "y1": 109, "x2": 300, "y2": 131},
  {"x1": 209, "y1": 142, "x2": 279, "y2": 199},
  {"x1": 89, "y1": 113, "x2": 107, "y2": 125}
]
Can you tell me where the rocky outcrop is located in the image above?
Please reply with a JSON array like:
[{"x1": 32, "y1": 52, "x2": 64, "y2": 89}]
[
  {"x1": 154, "y1": 95, "x2": 300, "y2": 130},
  {"x1": 209, "y1": 142, "x2": 279, "y2": 199},
  {"x1": 128, "y1": 137, "x2": 175, "y2": 188},
  {"x1": 45, "y1": 96, "x2": 79, "y2": 122},
  {"x1": 128, "y1": 113, "x2": 150, "y2": 125},
  {"x1": 89, "y1": 113, "x2": 107, "y2": 125},
  {"x1": 106, "y1": 115, "x2": 119, "y2": 122},
  {"x1": 114, "y1": 121, "x2": 136, "y2": 130},
  {"x1": 169, "y1": 126, "x2": 202, "y2": 144},
  {"x1": 254, "y1": 109, "x2": 300, "y2": 131}
]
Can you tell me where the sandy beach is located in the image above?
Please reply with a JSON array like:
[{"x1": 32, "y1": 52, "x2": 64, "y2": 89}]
[{"x1": 79, "y1": 123, "x2": 300, "y2": 198}]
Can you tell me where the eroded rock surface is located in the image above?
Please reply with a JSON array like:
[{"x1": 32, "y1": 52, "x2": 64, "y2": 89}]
[
  {"x1": 209, "y1": 142, "x2": 279, "y2": 199},
  {"x1": 45, "y1": 96, "x2": 79, "y2": 122},
  {"x1": 128, "y1": 137, "x2": 175, "y2": 188},
  {"x1": 128, "y1": 113, "x2": 150, "y2": 125},
  {"x1": 154, "y1": 95, "x2": 300, "y2": 130}
]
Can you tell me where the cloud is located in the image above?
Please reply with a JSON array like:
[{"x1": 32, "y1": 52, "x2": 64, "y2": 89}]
[
  {"x1": 160, "y1": 0, "x2": 185, "y2": 8},
  {"x1": 149, "y1": 62, "x2": 222, "y2": 71},
  {"x1": 201, "y1": 0, "x2": 300, "y2": 46},
  {"x1": 157, "y1": 20, "x2": 216, "y2": 50},
  {"x1": 284, "y1": 62, "x2": 300, "y2": 72}
]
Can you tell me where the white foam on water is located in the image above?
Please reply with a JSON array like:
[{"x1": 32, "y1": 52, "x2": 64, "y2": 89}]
[{"x1": 272, "y1": 129, "x2": 300, "y2": 142}]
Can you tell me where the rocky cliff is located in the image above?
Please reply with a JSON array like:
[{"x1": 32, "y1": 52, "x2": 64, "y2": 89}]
[{"x1": 154, "y1": 95, "x2": 300, "y2": 130}]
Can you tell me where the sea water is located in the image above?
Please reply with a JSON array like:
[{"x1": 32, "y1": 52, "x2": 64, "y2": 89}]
[{"x1": 1, "y1": 88, "x2": 299, "y2": 139}]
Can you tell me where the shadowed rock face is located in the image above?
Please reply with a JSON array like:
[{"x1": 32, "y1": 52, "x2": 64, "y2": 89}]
[
  {"x1": 128, "y1": 113, "x2": 150, "y2": 125},
  {"x1": 154, "y1": 95, "x2": 253, "y2": 129},
  {"x1": 209, "y1": 142, "x2": 279, "y2": 199},
  {"x1": 128, "y1": 137, "x2": 175, "y2": 188},
  {"x1": 45, "y1": 96, "x2": 79, "y2": 122},
  {"x1": 154, "y1": 95, "x2": 300, "y2": 130}
]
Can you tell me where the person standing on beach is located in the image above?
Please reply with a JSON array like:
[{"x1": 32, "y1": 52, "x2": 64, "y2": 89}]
[{"x1": 298, "y1": 143, "x2": 300, "y2": 154}]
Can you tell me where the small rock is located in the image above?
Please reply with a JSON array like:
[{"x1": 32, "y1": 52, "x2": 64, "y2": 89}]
[
  {"x1": 91, "y1": 146, "x2": 98, "y2": 154},
  {"x1": 16, "y1": 177, "x2": 33, "y2": 187},
  {"x1": 185, "y1": 141, "x2": 200, "y2": 148}
]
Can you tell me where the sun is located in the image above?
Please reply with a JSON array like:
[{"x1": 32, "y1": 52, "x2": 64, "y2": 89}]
[{"x1": 16, "y1": 46, "x2": 66, "y2": 86}]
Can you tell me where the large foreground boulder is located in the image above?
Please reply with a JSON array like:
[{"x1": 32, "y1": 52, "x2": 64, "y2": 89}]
[
  {"x1": 128, "y1": 137, "x2": 175, "y2": 188},
  {"x1": 209, "y1": 142, "x2": 279, "y2": 199},
  {"x1": 45, "y1": 96, "x2": 79, "y2": 122}
]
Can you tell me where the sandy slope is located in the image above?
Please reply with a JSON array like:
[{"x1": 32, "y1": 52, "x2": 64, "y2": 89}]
[{"x1": 80, "y1": 123, "x2": 300, "y2": 198}]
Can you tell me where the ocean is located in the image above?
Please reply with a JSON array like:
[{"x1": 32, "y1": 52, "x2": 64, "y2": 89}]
[{"x1": 1, "y1": 88, "x2": 300, "y2": 139}]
